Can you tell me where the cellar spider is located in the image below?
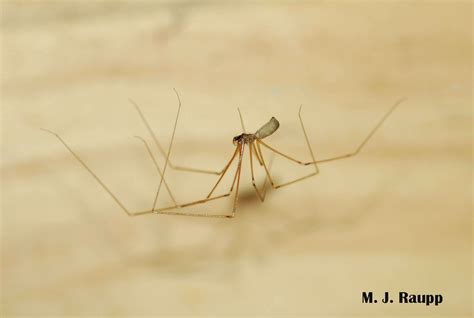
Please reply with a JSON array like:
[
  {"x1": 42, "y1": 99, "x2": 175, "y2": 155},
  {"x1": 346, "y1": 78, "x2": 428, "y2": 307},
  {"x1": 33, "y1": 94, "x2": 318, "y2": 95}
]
[{"x1": 42, "y1": 90, "x2": 404, "y2": 218}]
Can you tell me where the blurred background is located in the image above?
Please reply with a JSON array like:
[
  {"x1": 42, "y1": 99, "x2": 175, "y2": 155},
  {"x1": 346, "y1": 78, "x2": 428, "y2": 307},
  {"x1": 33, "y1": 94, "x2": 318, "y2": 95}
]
[{"x1": 1, "y1": 1, "x2": 472, "y2": 316}]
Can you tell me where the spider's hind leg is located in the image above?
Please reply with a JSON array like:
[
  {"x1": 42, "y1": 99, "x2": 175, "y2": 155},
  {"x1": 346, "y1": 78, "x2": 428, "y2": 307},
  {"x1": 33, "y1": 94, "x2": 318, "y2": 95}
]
[{"x1": 255, "y1": 106, "x2": 319, "y2": 189}]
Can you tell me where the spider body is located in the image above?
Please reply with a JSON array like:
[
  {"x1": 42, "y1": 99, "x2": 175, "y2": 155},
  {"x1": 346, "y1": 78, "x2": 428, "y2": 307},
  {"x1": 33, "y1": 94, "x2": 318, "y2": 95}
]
[{"x1": 233, "y1": 117, "x2": 280, "y2": 145}]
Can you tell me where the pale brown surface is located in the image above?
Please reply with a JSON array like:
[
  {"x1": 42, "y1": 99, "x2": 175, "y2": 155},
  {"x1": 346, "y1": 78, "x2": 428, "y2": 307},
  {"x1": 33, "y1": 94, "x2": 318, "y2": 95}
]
[{"x1": 1, "y1": 1, "x2": 472, "y2": 316}]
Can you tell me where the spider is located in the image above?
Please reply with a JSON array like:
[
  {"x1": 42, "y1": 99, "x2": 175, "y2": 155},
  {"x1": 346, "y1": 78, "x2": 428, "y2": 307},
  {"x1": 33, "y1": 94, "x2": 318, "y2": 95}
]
[{"x1": 43, "y1": 90, "x2": 404, "y2": 218}]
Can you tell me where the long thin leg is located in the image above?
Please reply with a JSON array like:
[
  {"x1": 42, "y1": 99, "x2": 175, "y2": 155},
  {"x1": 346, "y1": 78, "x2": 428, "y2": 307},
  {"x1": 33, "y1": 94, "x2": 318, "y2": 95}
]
[
  {"x1": 257, "y1": 141, "x2": 319, "y2": 189},
  {"x1": 249, "y1": 143, "x2": 274, "y2": 200},
  {"x1": 259, "y1": 152, "x2": 274, "y2": 198},
  {"x1": 228, "y1": 152, "x2": 241, "y2": 193},
  {"x1": 230, "y1": 144, "x2": 244, "y2": 216},
  {"x1": 206, "y1": 146, "x2": 239, "y2": 198},
  {"x1": 41, "y1": 128, "x2": 134, "y2": 216},
  {"x1": 151, "y1": 89, "x2": 181, "y2": 211},
  {"x1": 134, "y1": 135, "x2": 177, "y2": 205},
  {"x1": 252, "y1": 143, "x2": 274, "y2": 199},
  {"x1": 43, "y1": 128, "x2": 244, "y2": 218},
  {"x1": 258, "y1": 98, "x2": 405, "y2": 166},
  {"x1": 255, "y1": 105, "x2": 319, "y2": 189},
  {"x1": 253, "y1": 138, "x2": 264, "y2": 166},
  {"x1": 134, "y1": 144, "x2": 245, "y2": 218},
  {"x1": 172, "y1": 146, "x2": 244, "y2": 212},
  {"x1": 249, "y1": 143, "x2": 266, "y2": 201},
  {"x1": 237, "y1": 107, "x2": 246, "y2": 133},
  {"x1": 130, "y1": 93, "x2": 222, "y2": 175},
  {"x1": 237, "y1": 107, "x2": 263, "y2": 167},
  {"x1": 312, "y1": 98, "x2": 405, "y2": 164}
]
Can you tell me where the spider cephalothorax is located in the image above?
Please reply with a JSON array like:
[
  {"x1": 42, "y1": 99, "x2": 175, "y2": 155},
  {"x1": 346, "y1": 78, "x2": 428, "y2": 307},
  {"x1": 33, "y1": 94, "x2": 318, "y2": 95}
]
[
  {"x1": 233, "y1": 133, "x2": 256, "y2": 145},
  {"x1": 233, "y1": 117, "x2": 280, "y2": 145}
]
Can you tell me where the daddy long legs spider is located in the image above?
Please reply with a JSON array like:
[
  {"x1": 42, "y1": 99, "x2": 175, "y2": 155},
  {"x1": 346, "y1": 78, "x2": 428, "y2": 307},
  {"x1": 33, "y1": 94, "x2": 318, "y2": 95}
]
[{"x1": 42, "y1": 90, "x2": 405, "y2": 218}]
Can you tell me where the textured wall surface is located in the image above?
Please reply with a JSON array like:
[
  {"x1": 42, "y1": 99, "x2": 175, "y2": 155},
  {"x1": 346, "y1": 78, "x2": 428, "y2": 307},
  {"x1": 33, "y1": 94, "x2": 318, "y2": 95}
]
[{"x1": 1, "y1": 1, "x2": 472, "y2": 316}]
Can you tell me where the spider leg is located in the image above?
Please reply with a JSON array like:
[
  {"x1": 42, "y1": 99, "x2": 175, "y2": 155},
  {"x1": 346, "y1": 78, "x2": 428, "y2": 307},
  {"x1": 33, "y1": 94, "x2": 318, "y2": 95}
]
[
  {"x1": 130, "y1": 90, "x2": 222, "y2": 176},
  {"x1": 134, "y1": 135, "x2": 177, "y2": 205},
  {"x1": 42, "y1": 129, "x2": 135, "y2": 216},
  {"x1": 249, "y1": 143, "x2": 270, "y2": 201},
  {"x1": 136, "y1": 144, "x2": 245, "y2": 218},
  {"x1": 206, "y1": 146, "x2": 240, "y2": 198},
  {"x1": 255, "y1": 105, "x2": 319, "y2": 189}
]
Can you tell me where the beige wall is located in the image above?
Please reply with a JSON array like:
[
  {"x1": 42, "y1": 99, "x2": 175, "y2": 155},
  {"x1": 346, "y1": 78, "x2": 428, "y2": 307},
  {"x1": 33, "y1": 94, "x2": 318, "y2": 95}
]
[{"x1": 2, "y1": 1, "x2": 472, "y2": 316}]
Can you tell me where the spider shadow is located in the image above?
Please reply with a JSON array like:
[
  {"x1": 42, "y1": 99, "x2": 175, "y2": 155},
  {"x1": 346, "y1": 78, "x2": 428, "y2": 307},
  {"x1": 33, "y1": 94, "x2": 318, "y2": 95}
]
[{"x1": 128, "y1": 171, "x2": 399, "y2": 277}]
